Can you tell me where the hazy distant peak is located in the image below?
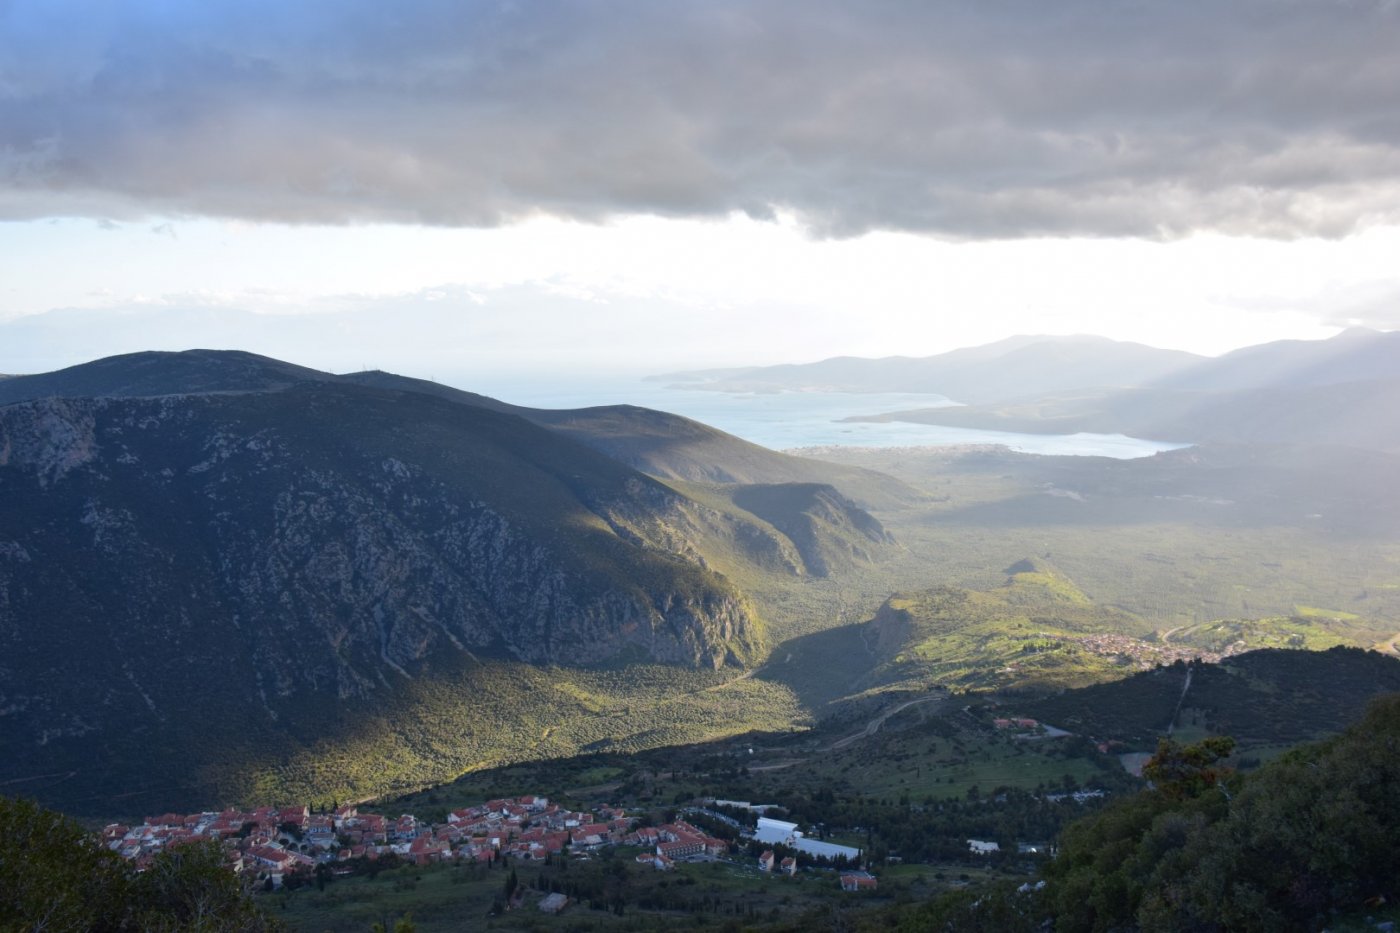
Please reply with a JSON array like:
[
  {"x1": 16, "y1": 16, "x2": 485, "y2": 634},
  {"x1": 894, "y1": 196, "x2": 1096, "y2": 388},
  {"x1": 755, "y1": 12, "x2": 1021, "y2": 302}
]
[
  {"x1": 1331, "y1": 325, "x2": 1385, "y2": 340},
  {"x1": 1153, "y1": 327, "x2": 1400, "y2": 392},
  {"x1": 656, "y1": 334, "x2": 1203, "y2": 403}
]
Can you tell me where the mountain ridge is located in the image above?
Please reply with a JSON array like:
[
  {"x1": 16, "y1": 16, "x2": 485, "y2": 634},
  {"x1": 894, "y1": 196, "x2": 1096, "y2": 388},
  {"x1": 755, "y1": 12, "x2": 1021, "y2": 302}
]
[
  {"x1": 0, "y1": 350, "x2": 910, "y2": 814},
  {"x1": 0, "y1": 349, "x2": 916, "y2": 509},
  {"x1": 654, "y1": 335, "x2": 1204, "y2": 404},
  {"x1": 654, "y1": 328, "x2": 1400, "y2": 410}
]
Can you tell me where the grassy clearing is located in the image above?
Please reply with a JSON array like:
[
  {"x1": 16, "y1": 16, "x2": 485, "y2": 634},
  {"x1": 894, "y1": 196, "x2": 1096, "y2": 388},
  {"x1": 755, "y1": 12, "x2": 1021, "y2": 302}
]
[
  {"x1": 1169, "y1": 615, "x2": 1389, "y2": 654},
  {"x1": 1293, "y1": 605, "x2": 1361, "y2": 621},
  {"x1": 794, "y1": 715, "x2": 1110, "y2": 804},
  {"x1": 276, "y1": 852, "x2": 878, "y2": 932}
]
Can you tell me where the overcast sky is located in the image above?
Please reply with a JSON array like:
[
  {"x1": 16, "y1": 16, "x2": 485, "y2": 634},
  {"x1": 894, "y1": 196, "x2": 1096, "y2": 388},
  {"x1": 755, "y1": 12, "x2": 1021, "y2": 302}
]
[{"x1": 3, "y1": 0, "x2": 1400, "y2": 381}]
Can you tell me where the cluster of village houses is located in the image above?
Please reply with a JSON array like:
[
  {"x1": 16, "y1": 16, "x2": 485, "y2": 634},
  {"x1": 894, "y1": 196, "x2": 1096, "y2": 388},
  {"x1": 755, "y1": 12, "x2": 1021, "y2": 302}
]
[
  {"x1": 101, "y1": 794, "x2": 878, "y2": 894},
  {"x1": 106, "y1": 795, "x2": 655, "y2": 877}
]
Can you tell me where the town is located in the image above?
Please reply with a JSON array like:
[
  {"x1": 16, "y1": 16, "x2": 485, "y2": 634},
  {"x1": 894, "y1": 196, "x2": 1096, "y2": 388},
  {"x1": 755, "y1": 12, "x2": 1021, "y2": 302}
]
[{"x1": 101, "y1": 793, "x2": 879, "y2": 906}]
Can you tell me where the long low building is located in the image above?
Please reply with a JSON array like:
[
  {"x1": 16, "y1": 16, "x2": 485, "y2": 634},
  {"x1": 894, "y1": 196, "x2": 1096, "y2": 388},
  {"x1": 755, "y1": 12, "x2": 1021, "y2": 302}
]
[{"x1": 751, "y1": 817, "x2": 860, "y2": 863}]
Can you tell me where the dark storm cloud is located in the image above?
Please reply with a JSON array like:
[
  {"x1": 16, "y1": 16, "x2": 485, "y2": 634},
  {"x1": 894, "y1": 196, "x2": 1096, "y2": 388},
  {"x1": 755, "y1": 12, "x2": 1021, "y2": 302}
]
[{"x1": 3, "y1": 0, "x2": 1399, "y2": 238}]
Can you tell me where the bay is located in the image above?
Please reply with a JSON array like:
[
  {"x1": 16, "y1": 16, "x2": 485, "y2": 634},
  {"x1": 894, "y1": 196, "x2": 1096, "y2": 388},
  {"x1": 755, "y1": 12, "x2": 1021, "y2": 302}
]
[{"x1": 463, "y1": 374, "x2": 1187, "y2": 460}]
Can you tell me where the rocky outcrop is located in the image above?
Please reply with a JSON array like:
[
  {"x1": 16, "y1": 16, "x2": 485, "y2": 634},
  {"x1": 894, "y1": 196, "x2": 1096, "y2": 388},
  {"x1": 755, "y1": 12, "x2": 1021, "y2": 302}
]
[{"x1": 0, "y1": 385, "x2": 764, "y2": 751}]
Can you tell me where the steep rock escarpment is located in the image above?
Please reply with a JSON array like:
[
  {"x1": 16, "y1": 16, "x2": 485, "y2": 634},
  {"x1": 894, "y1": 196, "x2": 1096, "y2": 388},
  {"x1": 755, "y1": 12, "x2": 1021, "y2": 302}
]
[{"x1": 0, "y1": 386, "x2": 764, "y2": 753}]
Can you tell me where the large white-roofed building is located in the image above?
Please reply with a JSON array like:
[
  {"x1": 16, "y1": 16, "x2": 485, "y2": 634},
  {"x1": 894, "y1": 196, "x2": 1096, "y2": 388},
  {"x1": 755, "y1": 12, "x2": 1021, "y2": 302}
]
[{"x1": 751, "y1": 817, "x2": 861, "y2": 862}]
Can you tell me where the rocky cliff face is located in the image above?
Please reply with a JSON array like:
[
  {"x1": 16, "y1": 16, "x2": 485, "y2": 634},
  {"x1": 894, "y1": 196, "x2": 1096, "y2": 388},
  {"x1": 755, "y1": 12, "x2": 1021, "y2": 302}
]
[
  {"x1": 0, "y1": 384, "x2": 764, "y2": 752},
  {"x1": 0, "y1": 352, "x2": 917, "y2": 812}
]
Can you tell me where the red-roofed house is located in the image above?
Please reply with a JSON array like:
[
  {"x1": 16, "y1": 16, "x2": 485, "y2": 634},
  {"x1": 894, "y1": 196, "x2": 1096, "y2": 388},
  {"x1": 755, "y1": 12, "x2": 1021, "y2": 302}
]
[
  {"x1": 408, "y1": 835, "x2": 450, "y2": 866},
  {"x1": 840, "y1": 872, "x2": 878, "y2": 891},
  {"x1": 571, "y1": 829, "x2": 606, "y2": 849},
  {"x1": 277, "y1": 806, "x2": 309, "y2": 830},
  {"x1": 247, "y1": 845, "x2": 294, "y2": 872},
  {"x1": 658, "y1": 838, "x2": 703, "y2": 859}
]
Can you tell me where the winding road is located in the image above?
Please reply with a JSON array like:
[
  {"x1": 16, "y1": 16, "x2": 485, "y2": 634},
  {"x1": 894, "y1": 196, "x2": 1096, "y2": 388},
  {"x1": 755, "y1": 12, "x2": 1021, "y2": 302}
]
[{"x1": 829, "y1": 694, "x2": 945, "y2": 751}]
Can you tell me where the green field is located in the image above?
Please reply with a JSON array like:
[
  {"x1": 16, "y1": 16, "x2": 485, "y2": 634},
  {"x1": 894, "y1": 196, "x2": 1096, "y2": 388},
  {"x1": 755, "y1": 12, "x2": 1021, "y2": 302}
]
[{"x1": 275, "y1": 850, "x2": 881, "y2": 932}]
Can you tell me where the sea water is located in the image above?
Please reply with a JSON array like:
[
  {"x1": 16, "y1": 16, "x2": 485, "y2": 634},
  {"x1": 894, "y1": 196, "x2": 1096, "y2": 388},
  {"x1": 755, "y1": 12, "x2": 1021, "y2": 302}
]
[{"x1": 461, "y1": 374, "x2": 1188, "y2": 460}]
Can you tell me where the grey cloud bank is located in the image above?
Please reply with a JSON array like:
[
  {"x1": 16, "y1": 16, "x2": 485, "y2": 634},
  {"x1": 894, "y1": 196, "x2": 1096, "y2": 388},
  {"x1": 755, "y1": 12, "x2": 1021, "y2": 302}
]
[{"x1": 3, "y1": 0, "x2": 1400, "y2": 239}]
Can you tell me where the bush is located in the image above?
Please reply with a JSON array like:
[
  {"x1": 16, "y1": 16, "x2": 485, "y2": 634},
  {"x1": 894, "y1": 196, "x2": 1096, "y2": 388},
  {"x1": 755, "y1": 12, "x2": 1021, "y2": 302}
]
[{"x1": 0, "y1": 795, "x2": 282, "y2": 932}]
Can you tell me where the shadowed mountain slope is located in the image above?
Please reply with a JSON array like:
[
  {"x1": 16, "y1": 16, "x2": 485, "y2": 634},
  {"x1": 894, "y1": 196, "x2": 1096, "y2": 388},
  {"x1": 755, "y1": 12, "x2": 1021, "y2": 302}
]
[
  {"x1": 0, "y1": 377, "x2": 788, "y2": 813},
  {"x1": 342, "y1": 370, "x2": 917, "y2": 507},
  {"x1": 0, "y1": 351, "x2": 916, "y2": 507},
  {"x1": 726, "y1": 483, "x2": 895, "y2": 578},
  {"x1": 0, "y1": 351, "x2": 916, "y2": 814},
  {"x1": 0, "y1": 380, "x2": 765, "y2": 683}
]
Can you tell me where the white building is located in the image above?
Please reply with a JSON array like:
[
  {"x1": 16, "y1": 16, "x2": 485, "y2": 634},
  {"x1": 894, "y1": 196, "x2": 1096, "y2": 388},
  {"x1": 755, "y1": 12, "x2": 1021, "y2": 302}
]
[{"x1": 752, "y1": 817, "x2": 860, "y2": 862}]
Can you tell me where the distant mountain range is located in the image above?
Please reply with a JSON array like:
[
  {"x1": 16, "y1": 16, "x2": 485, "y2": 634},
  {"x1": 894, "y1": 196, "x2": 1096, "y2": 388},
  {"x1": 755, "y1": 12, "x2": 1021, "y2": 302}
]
[
  {"x1": 0, "y1": 350, "x2": 899, "y2": 813},
  {"x1": 657, "y1": 327, "x2": 1400, "y2": 414},
  {"x1": 812, "y1": 329, "x2": 1400, "y2": 450},
  {"x1": 655, "y1": 334, "x2": 1204, "y2": 404},
  {"x1": 1152, "y1": 327, "x2": 1400, "y2": 392}
]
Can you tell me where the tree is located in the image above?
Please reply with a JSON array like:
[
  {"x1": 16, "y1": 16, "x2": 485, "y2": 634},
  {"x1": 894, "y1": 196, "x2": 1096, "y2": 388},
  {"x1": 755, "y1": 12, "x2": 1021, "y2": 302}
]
[
  {"x1": 127, "y1": 840, "x2": 278, "y2": 932},
  {"x1": 1142, "y1": 735, "x2": 1235, "y2": 800},
  {"x1": 0, "y1": 795, "x2": 127, "y2": 933},
  {"x1": 1047, "y1": 696, "x2": 1400, "y2": 932},
  {"x1": 0, "y1": 795, "x2": 283, "y2": 932}
]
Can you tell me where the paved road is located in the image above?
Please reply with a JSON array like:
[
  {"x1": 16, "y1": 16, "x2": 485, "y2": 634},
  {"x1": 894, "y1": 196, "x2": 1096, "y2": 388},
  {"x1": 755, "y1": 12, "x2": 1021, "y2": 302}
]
[{"x1": 829, "y1": 694, "x2": 944, "y2": 751}]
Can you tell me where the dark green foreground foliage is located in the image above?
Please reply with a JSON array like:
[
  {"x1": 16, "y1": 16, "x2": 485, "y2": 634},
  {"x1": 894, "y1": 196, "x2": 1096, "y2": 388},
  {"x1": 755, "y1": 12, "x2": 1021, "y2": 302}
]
[
  {"x1": 866, "y1": 693, "x2": 1400, "y2": 932},
  {"x1": 1047, "y1": 695, "x2": 1400, "y2": 931},
  {"x1": 0, "y1": 796, "x2": 281, "y2": 933}
]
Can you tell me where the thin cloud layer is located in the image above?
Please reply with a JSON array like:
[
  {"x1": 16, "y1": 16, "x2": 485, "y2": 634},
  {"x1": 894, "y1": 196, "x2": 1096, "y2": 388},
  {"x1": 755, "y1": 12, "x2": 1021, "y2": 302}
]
[{"x1": 3, "y1": 0, "x2": 1400, "y2": 238}]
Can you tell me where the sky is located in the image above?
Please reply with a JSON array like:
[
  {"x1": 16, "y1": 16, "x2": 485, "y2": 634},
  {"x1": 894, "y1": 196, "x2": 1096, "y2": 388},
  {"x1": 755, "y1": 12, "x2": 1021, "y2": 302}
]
[{"x1": 3, "y1": 0, "x2": 1400, "y2": 383}]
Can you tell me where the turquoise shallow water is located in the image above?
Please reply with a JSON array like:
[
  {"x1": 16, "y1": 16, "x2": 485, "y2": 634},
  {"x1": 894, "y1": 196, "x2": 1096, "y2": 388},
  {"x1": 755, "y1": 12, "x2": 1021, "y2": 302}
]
[{"x1": 460, "y1": 375, "x2": 1188, "y2": 460}]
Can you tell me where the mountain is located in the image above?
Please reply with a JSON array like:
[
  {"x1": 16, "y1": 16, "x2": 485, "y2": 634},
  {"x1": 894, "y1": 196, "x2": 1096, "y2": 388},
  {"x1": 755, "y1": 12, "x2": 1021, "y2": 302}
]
[
  {"x1": 0, "y1": 348, "x2": 338, "y2": 404},
  {"x1": 843, "y1": 378, "x2": 1400, "y2": 451},
  {"x1": 831, "y1": 328, "x2": 1400, "y2": 451},
  {"x1": 0, "y1": 384, "x2": 769, "y2": 799},
  {"x1": 0, "y1": 383, "x2": 765, "y2": 671},
  {"x1": 342, "y1": 370, "x2": 917, "y2": 508},
  {"x1": 654, "y1": 335, "x2": 1203, "y2": 404},
  {"x1": 0, "y1": 350, "x2": 913, "y2": 505},
  {"x1": 1153, "y1": 326, "x2": 1400, "y2": 392},
  {"x1": 0, "y1": 351, "x2": 908, "y2": 813}
]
